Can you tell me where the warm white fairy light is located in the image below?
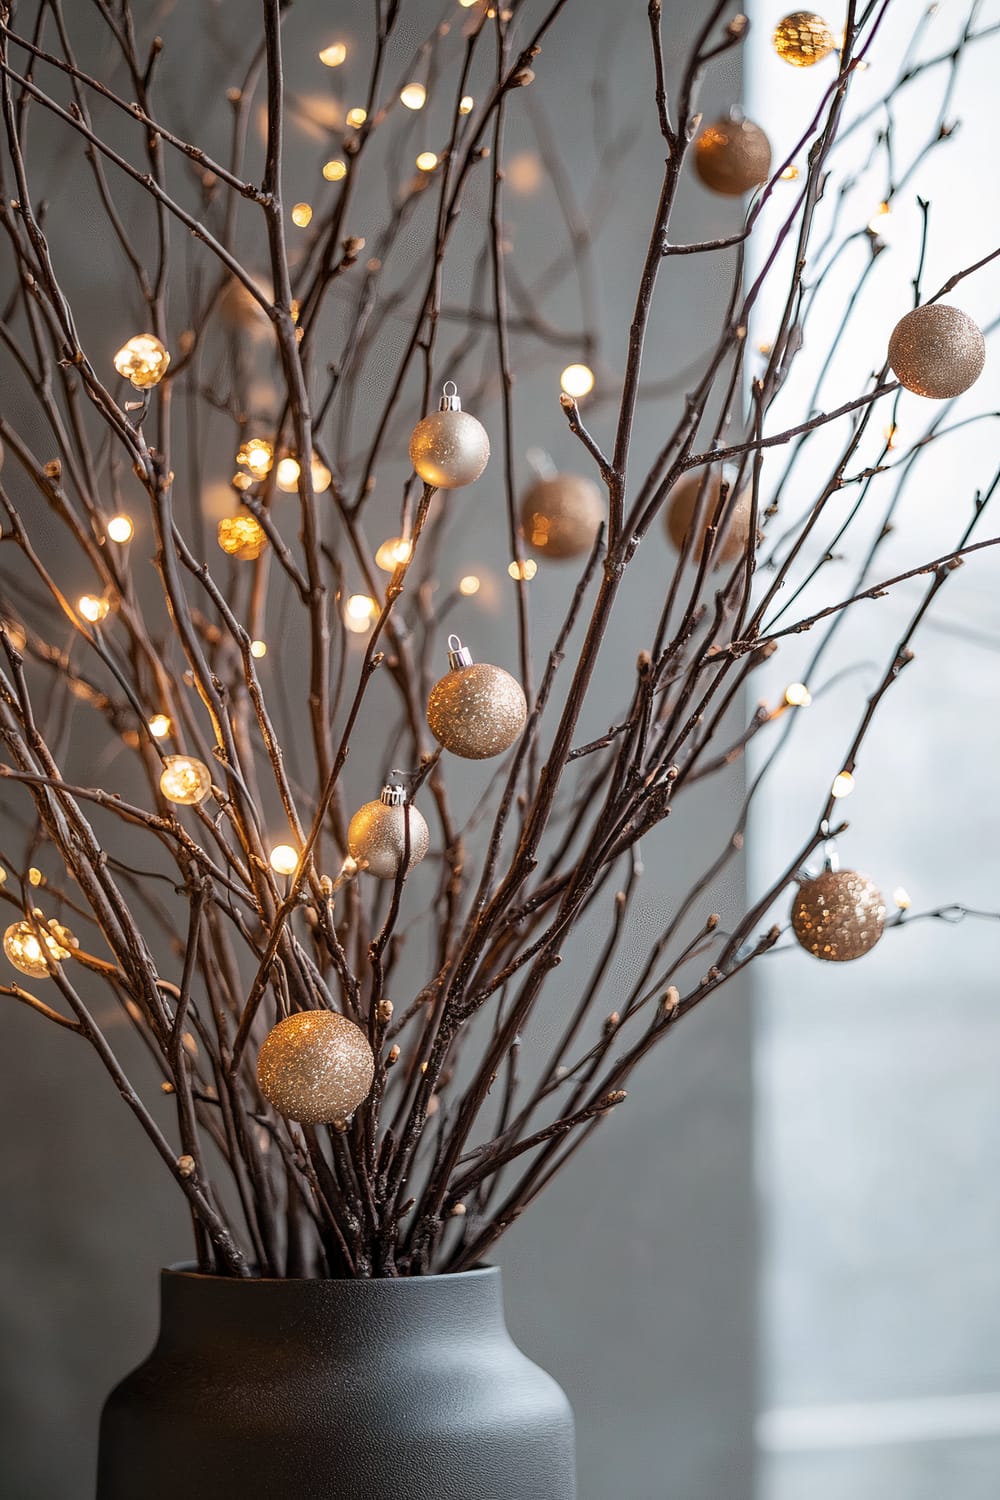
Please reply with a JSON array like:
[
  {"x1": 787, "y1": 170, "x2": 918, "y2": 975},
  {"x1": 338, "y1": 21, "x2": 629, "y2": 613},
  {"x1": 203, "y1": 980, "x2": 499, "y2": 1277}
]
[
  {"x1": 319, "y1": 42, "x2": 347, "y2": 67},
  {"x1": 416, "y1": 151, "x2": 439, "y2": 172},
  {"x1": 323, "y1": 158, "x2": 347, "y2": 181},
  {"x1": 345, "y1": 594, "x2": 378, "y2": 632},
  {"x1": 113, "y1": 333, "x2": 170, "y2": 390},
  {"x1": 784, "y1": 682, "x2": 812, "y2": 707},
  {"x1": 269, "y1": 844, "x2": 299, "y2": 876},
  {"x1": 218, "y1": 514, "x2": 267, "y2": 560},
  {"x1": 237, "y1": 437, "x2": 274, "y2": 477},
  {"x1": 867, "y1": 201, "x2": 891, "y2": 235},
  {"x1": 831, "y1": 770, "x2": 855, "y2": 799},
  {"x1": 78, "y1": 594, "x2": 109, "y2": 624},
  {"x1": 3, "y1": 916, "x2": 77, "y2": 978},
  {"x1": 159, "y1": 755, "x2": 213, "y2": 806},
  {"x1": 893, "y1": 886, "x2": 911, "y2": 910},
  {"x1": 375, "y1": 537, "x2": 413, "y2": 571},
  {"x1": 508, "y1": 558, "x2": 538, "y2": 581},
  {"x1": 250, "y1": 639, "x2": 267, "y2": 659},
  {"x1": 400, "y1": 82, "x2": 427, "y2": 110},
  {"x1": 291, "y1": 203, "x2": 313, "y2": 227},
  {"x1": 459, "y1": 95, "x2": 474, "y2": 114},
  {"x1": 28, "y1": 867, "x2": 43, "y2": 887},
  {"x1": 275, "y1": 457, "x2": 301, "y2": 491},
  {"x1": 310, "y1": 457, "x2": 332, "y2": 493},
  {"x1": 459, "y1": 574, "x2": 481, "y2": 596},
  {"x1": 884, "y1": 424, "x2": 900, "y2": 451},
  {"x1": 346, "y1": 107, "x2": 368, "y2": 128},
  {"x1": 560, "y1": 363, "x2": 594, "y2": 398},
  {"x1": 780, "y1": 165, "x2": 800, "y2": 181},
  {"x1": 107, "y1": 514, "x2": 134, "y2": 543},
  {"x1": 148, "y1": 713, "x2": 172, "y2": 739}
]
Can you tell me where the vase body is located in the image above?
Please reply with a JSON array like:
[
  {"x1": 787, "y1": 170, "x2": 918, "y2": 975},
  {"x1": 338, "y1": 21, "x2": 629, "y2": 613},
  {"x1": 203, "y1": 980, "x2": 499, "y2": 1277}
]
[{"x1": 96, "y1": 1263, "x2": 576, "y2": 1500}]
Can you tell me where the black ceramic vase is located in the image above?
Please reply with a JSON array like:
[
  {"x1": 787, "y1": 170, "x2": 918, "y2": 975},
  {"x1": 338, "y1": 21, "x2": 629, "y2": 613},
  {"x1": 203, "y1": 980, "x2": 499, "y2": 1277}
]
[{"x1": 96, "y1": 1263, "x2": 576, "y2": 1500}]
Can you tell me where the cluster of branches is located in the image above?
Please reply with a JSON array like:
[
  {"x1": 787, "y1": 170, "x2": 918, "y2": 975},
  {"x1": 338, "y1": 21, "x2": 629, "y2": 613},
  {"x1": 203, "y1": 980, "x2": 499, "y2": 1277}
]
[{"x1": 0, "y1": 0, "x2": 997, "y2": 1278}]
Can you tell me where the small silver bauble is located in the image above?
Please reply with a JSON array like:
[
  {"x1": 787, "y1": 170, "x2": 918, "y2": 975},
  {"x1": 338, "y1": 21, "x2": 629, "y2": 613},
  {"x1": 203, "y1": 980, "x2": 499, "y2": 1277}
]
[{"x1": 347, "y1": 785, "x2": 430, "y2": 879}]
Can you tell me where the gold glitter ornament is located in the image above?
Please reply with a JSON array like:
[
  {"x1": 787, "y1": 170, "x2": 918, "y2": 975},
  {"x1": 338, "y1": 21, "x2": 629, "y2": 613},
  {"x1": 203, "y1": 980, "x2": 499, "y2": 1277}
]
[
  {"x1": 791, "y1": 869, "x2": 887, "y2": 962},
  {"x1": 218, "y1": 513, "x2": 267, "y2": 560},
  {"x1": 4, "y1": 916, "x2": 78, "y2": 978},
  {"x1": 887, "y1": 304, "x2": 986, "y2": 400},
  {"x1": 113, "y1": 333, "x2": 171, "y2": 389},
  {"x1": 695, "y1": 117, "x2": 772, "y2": 196},
  {"x1": 256, "y1": 1010, "x2": 374, "y2": 1123},
  {"x1": 665, "y1": 468, "x2": 753, "y2": 565},
  {"x1": 521, "y1": 473, "x2": 605, "y2": 560},
  {"x1": 409, "y1": 382, "x2": 490, "y2": 489},
  {"x1": 427, "y1": 636, "x2": 527, "y2": 760},
  {"x1": 347, "y1": 785, "x2": 430, "y2": 879},
  {"x1": 773, "y1": 12, "x2": 835, "y2": 65}
]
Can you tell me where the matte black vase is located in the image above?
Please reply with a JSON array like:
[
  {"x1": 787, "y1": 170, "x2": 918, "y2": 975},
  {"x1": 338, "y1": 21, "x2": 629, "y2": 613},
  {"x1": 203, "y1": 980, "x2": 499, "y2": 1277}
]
[{"x1": 96, "y1": 1263, "x2": 576, "y2": 1500}]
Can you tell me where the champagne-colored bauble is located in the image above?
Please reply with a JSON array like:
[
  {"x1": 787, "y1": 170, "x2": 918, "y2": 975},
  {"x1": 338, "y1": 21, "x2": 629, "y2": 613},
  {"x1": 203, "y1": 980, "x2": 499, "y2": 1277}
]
[
  {"x1": 791, "y1": 870, "x2": 887, "y2": 962},
  {"x1": 695, "y1": 118, "x2": 772, "y2": 196},
  {"x1": 409, "y1": 383, "x2": 490, "y2": 489},
  {"x1": 665, "y1": 469, "x2": 753, "y2": 565},
  {"x1": 520, "y1": 473, "x2": 604, "y2": 559},
  {"x1": 887, "y1": 304, "x2": 986, "y2": 399},
  {"x1": 773, "y1": 11, "x2": 836, "y2": 65},
  {"x1": 427, "y1": 637, "x2": 527, "y2": 760},
  {"x1": 347, "y1": 785, "x2": 430, "y2": 879},
  {"x1": 256, "y1": 1010, "x2": 374, "y2": 1124}
]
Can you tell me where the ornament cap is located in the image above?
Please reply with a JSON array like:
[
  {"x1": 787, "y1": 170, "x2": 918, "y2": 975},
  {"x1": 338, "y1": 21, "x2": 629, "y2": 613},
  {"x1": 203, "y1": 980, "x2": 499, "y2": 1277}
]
[
  {"x1": 438, "y1": 380, "x2": 461, "y2": 412},
  {"x1": 446, "y1": 633, "x2": 474, "y2": 670},
  {"x1": 380, "y1": 783, "x2": 407, "y2": 806}
]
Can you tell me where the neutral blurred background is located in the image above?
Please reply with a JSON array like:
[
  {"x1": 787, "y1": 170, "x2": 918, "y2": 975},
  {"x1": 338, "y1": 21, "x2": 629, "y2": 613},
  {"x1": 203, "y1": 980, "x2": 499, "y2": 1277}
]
[{"x1": 0, "y1": 2, "x2": 996, "y2": 1498}]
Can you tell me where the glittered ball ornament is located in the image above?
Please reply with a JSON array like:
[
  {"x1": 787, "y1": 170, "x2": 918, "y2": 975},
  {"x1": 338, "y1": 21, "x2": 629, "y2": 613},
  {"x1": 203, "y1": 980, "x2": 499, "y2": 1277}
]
[
  {"x1": 695, "y1": 117, "x2": 772, "y2": 197},
  {"x1": 791, "y1": 869, "x2": 887, "y2": 962},
  {"x1": 427, "y1": 636, "x2": 527, "y2": 760},
  {"x1": 256, "y1": 1010, "x2": 374, "y2": 1124},
  {"x1": 887, "y1": 303, "x2": 986, "y2": 400},
  {"x1": 665, "y1": 468, "x2": 753, "y2": 565},
  {"x1": 347, "y1": 785, "x2": 430, "y2": 879},
  {"x1": 773, "y1": 11, "x2": 836, "y2": 66},
  {"x1": 409, "y1": 382, "x2": 490, "y2": 489},
  {"x1": 520, "y1": 472, "x2": 605, "y2": 560}
]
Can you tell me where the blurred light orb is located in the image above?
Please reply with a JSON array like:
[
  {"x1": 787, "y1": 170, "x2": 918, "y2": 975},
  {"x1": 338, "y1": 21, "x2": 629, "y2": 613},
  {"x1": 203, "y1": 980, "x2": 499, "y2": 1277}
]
[
  {"x1": 114, "y1": 333, "x2": 170, "y2": 390},
  {"x1": 107, "y1": 514, "x2": 134, "y2": 543},
  {"x1": 160, "y1": 755, "x2": 213, "y2": 806},
  {"x1": 400, "y1": 83, "x2": 427, "y2": 111},
  {"x1": 560, "y1": 363, "x2": 594, "y2": 399}
]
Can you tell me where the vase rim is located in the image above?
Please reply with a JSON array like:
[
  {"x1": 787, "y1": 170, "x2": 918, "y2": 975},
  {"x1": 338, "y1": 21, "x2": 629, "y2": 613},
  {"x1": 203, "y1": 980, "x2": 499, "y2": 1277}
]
[{"x1": 162, "y1": 1260, "x2": 498, "y2": 1286}]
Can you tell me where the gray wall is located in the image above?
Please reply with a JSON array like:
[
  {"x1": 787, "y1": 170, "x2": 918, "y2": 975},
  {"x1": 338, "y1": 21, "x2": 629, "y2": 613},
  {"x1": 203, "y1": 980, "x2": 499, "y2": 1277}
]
[{"x1": 0, "y1": 5, "x2": 755, "y2": 1500}]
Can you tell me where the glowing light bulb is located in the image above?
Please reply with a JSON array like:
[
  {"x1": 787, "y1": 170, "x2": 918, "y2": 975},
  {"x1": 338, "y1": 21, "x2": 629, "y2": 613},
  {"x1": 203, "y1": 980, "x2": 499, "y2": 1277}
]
[
  {"x1": 148, "y1": 713, "x2": 172, "y2": 739},
  {"x1": 459, "y1": 95, "x2": 474, "y2": 114},
  {"x1": 159, "y1": 755, "x2": 213, "y2": 806},
  {"x1": 868, "y1": 201, "x2": 891, "y2": 235},
  {"x1": 3, "y1": 916, "x2": 77, "y2": 978},
  {"x1": 893, "y1": 886, "x2": 911, "y2": 910},
  {"x1": 311, "y1": 457, "x2": 332, "y2": 493},
  {"x1": 416, "y1": 151, "x2": 439, "y2": 172},
  {"x1": 784, "y1": 682, "x2": 812, "y2": 707},
  {"x1": 323, "y1": 158, "x2": 347, "y2": 181},
  {"x1": 269, "y1": 843, "x2": 299, "y2": 876},
  {"x1": 375, "y1": 537, "x2": 413, "y2": 572},
  {"x1": 319, "y1": 42, "x2": 347, "y2": 67},
  {"x1": 884, "y1": 424, "x2": 900, "y2": 450},
  {"x1": 107, "y1": 514, "x2": 134, "y2": 543},
  {"x1": 346, "y1": 107, "x2": 368, "y2": 128},
  {"x1": 250, "y1": 639, "x2": 268, "y2": 659},
  {"x1": 780, "y1": 165, "x2": 800, "y2": 181},
  {"x1": 345, "y1": 594, "x2": 378, "y2": 632},
  {"x1": 113, "y1": 333, "x2": 170, "y2": 390},
  {"x1": 400, "y1": 82, "x2": 427, "y2": 110},
  {"x1": 232, "y1": 472, "x2": 254, "y2": 492},
  {"x1": 291, "y1": 202, "x2": 313, "y2": 227},
  {"x1": 458, "y1": 0, "x2": 479, "y2": 7},
  {"x1": 458, "y1": 574, "x2": 481, "y2": 596},
  {"x1": 508, "y1": 558, "x2": 538, "y2": 581},
  {"x1": 560, "y1": 363, "x2": 594, "y2": 398},
  {"x1": 78, "y1": 594, "x2": 109, "y2": 624},
  {"x1": 831, "y1": 770, "x2": 855, "y2": 799},
  {"x1": 27, "y1": 867, "x2": 42, "y2": 887},
  {"x1": 275, "y1": 457, "x2": 301, "y2": 492},
  {"x1": 218, "y1": 514, "x2": 267, "y2": 560},
  {"x1": 237, "y1": 437, "x2": 274, "y2": 477}
]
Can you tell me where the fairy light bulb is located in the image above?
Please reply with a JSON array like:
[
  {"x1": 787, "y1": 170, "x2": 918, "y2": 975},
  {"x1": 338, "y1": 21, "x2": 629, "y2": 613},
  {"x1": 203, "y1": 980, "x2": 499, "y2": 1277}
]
[
  {"x1": 159, "y1": 755, "x2": 213, "y2": 806},
  {"x1": 416, "y1": 151, "x2": 439, "y2": 172},
  {"x1": 831, "y1": 770, "x2": 855, "y2": 799},
  {"x1": 868, "y1": 201, "x2": 891, "y2": 235},
  {"x1": 346, "y1": 107, "x2": 368, "y2": 128},
  {"x1": 275, "y1": 457, "x2": 301, "y2": 491},
  {"x1": 218, "y1": 514, "x2": 267, "y2": 560},
  {"x1": 319, "y1": 42, "x2": 347, "y2": 66},
  {"x1": 893, "y1": 887, "x2": 911, "y2": 910},
  {"x1": 106, "y1": 514, "x2": 134, "y2": 543},
  {"x1": 28, "y1": 868, "x2": 42, "y2": 887},
  {"x1": 560, "y1": 363, "x2": 594, "y2": 399},
  {"x1": 323, "y1": 159, "x2": 347, "y2": 181},
  {"x1": 113, "y1": 333, "x2": 170, "y2": 390},
  {"x1": 148, "y1": 713, "x2": 172, "y2": 739},
  {"x1": 237, "y1": 438, "x2": 274, "y2": 477},
  {"x1": 310, "y1": 457, "x2": 332, "y2": 493},
  {"x1": 459, "y1": 95, "x2": 474, "y2": 114},
  {"x1": 250, "y1": 639, "x2": 267, "y2": 659},
  {"x1": 269, "y1": 844, "x2": 299, "y2": 876},
  {"x1": 375, "y1": 537, "x2": 413, "y2": 572},
  {"x1": 78, "y1": 594, "x2": 109, "y2": 624},
  {"x1": 508, "y1": 558, "x2": 537, "y2": 580},
  {"x1": 291, "y1": 203, "x2": 313, "y2": 227},
  {"x1": 345, "y1": 594, "x2": 378, "y2": 633},
  {"x1": 459, "y1": 574, "x2": 480, "y2": 596},
  {"x1": 400, "y1": 82, "x2": 427, "y2": 110},
  {"x1": 4, "y1": 917, "x2": 78, "y2": 978},
  {"x1": 784, "y1": 682, "x2": 812, "y2": 707}
]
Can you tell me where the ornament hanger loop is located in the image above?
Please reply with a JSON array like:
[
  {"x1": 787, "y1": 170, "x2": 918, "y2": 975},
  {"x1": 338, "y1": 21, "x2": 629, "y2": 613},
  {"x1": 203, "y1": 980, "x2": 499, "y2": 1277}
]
[
  {"x1": 819, "y1": 820, "x2": 840, "y2": 873},
  {"x1": 439, "y1": 381, "x2": 462, "y2": 412},
  {"x1": 446, "y1": 635, "x2": 474, "y2": 670}
]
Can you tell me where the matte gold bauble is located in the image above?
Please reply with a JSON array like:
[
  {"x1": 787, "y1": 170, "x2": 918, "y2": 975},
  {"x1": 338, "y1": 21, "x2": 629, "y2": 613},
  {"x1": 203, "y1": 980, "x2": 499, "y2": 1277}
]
[
  {"x1": 665, "y1": 469, "x2": 753, "y2": 565},
  {"x1": 520, "y1": 473, "x2": 605, "y2": 559},
  {"x1": 409, "y1": 383, "x2": 490, "y2": 489},
  {"x1": 427, "y1": 637, "x2": 527, "y2": 759},
  {"x1": 791, "y1": 869, "x2": 887, "y2": 962},
  {"x1": 256, "y1": 1010, "x2": 374, "y2": 1124},
  {"x1": 347, "y1": 785, "x2": 430, "y2": 879},
  {"x1": 887, "y1": 304, "x2": 986, "y2": 399},
  {"x1": 773, "y1": 11, "x2": 835, "y2": 65},
  {"x1": 695, "y1": 118, "x2": 772, "y2": 196}
]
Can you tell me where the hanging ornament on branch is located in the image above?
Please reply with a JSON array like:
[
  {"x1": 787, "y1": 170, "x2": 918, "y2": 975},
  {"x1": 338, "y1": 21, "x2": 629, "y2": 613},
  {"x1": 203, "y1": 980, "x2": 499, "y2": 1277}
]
[
  {"x1": 772, "y1": 11, "x2": 836, "y2": 66},
  {"x1": 256, "y1": 1011, "x2": 374, "y2": 1124},
  {"x1": 409, "y1": 382, "x2": 490, "y2": 489},
  {"x1": 791, "y1": 869, "x2": 887, "y2": 962},
  {"x1": 347, "y1": 785, "x2": 429, "y2": 879},
  {"x1": 887, "y1": 304, "x2": 986, "y2": 399},
  {"x1": 427, "y1": 637, "x2": 527, "y2": 760},
  {"x1": 694, "y1": 116, "x2": 772, "y2": 197},
  {"x1": 520, "y1": 466, "x2": 605, "y2": 560},
  {"x1": 664, "y1": 468, "x2": 753, "y2": 565}
]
